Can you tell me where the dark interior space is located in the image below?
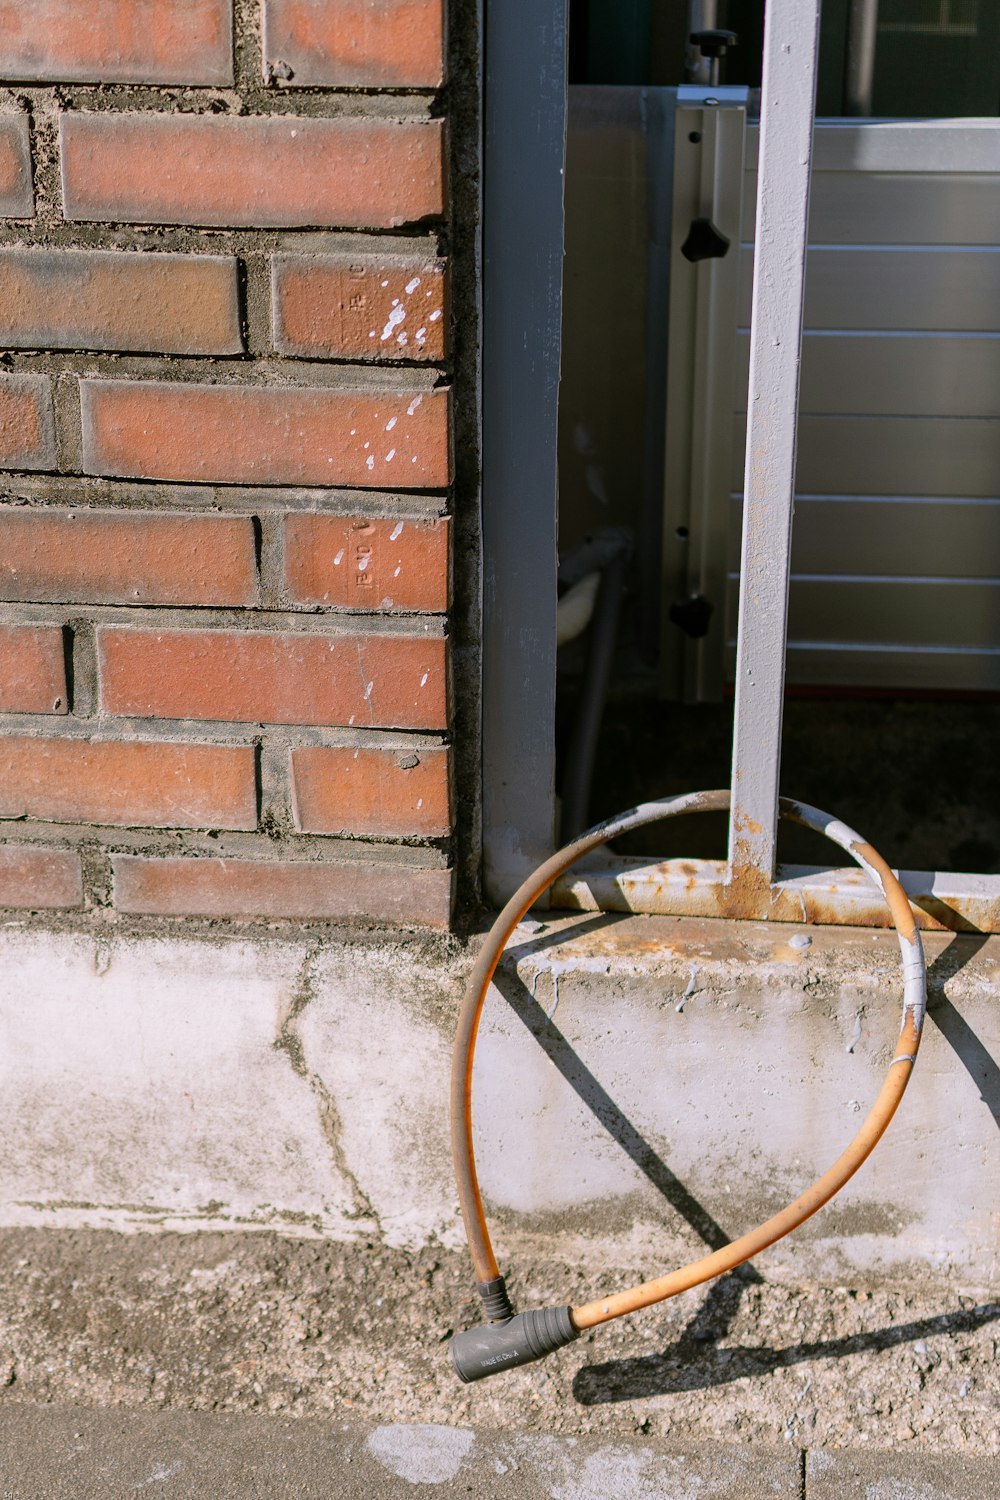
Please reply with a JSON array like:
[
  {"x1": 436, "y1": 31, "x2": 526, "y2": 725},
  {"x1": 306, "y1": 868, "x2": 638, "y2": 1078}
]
[
  {"x1": 556, "y1": 691, "x2": 1000, "y2": 872},
  {"x1": 570, "y1": 0, "x2": 1000, "y2": 116}
]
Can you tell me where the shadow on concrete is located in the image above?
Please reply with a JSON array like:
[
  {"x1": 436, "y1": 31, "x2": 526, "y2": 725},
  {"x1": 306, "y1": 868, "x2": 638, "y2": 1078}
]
[
  {"x1": 496, "y1": 918, "x2": 999, "y2": 1404},
  {"x1": 572, "y1": 1298, "x2": 1000, "y2": 1403},
  {"x1": 494, "y1": 912, "x2": 762, "y2": 1380},
  {"x1": 925, "y1": 932, "x2": 1000, "y2": 1133},
  {"x1": 494, "y1": 951, "x2": 763, "y2": 1276}
]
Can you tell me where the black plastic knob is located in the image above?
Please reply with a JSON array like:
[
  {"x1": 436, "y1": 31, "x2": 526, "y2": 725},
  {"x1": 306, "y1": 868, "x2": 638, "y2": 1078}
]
[
  {"x1": 690, "y1": 28, "x2": 738, "y2": 60},
  {"x1": 680, "y1": 217, "x2": 730, "y2": 264},
  {"x1": 669, "y1": 594, "x2": 714, "y2": 639}
]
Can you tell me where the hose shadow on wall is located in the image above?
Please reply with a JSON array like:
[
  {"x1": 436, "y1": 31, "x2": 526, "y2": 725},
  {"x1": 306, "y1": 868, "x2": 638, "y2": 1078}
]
[
  {"x1": 492, "y1": 917, "x2": 1000, "y2": 1402},
  {"x1": 565, "y1": 929, "x2": 1000, "y2": 1403},
  {"x1": 492, "y1": 911, "x2": 764, "y2": 1395}
]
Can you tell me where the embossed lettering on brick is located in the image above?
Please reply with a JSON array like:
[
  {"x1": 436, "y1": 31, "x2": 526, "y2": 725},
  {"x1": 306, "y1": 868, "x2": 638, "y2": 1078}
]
[
  {"x1": 282, "y1": 514, "x2": 448, "y2": 612},
  {"x1": 272, "y1": 253, "x2": 447, "y2": 361}
]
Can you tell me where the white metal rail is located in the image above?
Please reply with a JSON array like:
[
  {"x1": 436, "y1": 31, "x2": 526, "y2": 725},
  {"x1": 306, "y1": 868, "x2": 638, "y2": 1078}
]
[{"x1": 728, "y1": 0, "x2": 821, "y2": 898}]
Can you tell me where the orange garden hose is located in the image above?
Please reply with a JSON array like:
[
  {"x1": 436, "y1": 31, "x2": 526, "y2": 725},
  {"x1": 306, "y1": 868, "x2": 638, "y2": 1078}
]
[{"x1": 449, "y1": 791, "x2": 926, "y2": 1381}]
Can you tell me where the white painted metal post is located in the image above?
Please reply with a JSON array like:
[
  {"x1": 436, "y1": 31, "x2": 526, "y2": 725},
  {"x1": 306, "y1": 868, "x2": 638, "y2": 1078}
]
[{"x1": 728, "y1": 0, "x2": 821, "y2": 898}]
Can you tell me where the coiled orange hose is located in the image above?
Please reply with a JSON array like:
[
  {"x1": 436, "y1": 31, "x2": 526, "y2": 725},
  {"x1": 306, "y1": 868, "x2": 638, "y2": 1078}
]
[{"x1": 450, "y1": 792, "x2": 925, "y2": 1351}]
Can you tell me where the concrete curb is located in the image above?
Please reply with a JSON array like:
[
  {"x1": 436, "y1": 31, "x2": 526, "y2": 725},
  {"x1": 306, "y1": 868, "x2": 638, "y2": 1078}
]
[{"x1": 0, "y1": 1405, "x2": 997, "y2": 1500}]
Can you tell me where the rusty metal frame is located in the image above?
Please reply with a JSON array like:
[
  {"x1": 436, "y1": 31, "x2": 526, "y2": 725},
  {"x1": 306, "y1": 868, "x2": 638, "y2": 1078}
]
[
  {"x1": 661, "y1": 84, "x2": 749, "y2": 703},
  {"x1": 552, "y1": 850, "x2": 1000, "y2": 933}
]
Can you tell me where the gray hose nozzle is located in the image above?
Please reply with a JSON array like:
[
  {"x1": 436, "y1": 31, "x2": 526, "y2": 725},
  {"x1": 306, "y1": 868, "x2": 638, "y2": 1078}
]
[{"x1": 450, "y1": 1305, "x2": 580, "y2": 1383}]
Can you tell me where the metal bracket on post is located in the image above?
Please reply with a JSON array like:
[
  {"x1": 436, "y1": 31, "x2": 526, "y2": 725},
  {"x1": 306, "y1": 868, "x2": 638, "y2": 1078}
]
[
  {"x1": 661, "y1": 83, "x2": 749, "y2": 704},
  {"x1": 727, "y1": 0, "x2": 821, "y2": 914}
]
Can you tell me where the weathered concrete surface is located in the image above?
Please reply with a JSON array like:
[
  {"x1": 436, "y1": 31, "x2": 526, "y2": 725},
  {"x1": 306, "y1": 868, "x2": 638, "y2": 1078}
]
[
  {"x1": 0, "y1": 1229, "x2": 996, "y2": 1455},
  {"x1": 0, "y1": 1405, "x2": 806, "y2": 1499},
  {"x1": 806, "y1": 1446, "x2": 1000, "y2": 1499},
  {"x1": 0, "y1": 914, "x2": 997, "y2": 1291},
  {"x1": 2, "y1": 1405, "x2": 999, "y2": 1498}
]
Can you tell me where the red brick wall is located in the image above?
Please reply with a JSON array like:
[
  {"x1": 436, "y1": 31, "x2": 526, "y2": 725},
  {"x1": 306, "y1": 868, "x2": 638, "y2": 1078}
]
[{"x1": 0, "y1": 0, "x2": 456, "y2": 928}]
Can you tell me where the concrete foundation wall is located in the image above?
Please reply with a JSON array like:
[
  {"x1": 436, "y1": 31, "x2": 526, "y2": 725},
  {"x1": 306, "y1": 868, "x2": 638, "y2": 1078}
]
[{"x1": 3, "y1": 915, "x2": 997, "y2": 1295}]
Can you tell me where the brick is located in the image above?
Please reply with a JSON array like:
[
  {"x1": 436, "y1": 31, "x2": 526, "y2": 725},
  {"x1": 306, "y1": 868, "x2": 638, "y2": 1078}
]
[
  {"x1": 283, "y1": 514, "x2": 448, "y2": 612},
  {"x1": 0, "y1": 113, "x2": 32, "y2": 217},
  {"x1": 0, "y1": 0, "x2": 232, "y2": 86},
  {"x1": 81, "y1": 381, "x2": 449, "y2": 489},
  {"x1": 272, "y1": 253, "x2": 447, "y2": 361},
  {"x1": 0, "y1": 509, "x2": 258, "y2": 607},
  {"x1": 0, "y1": 737, "x2": 257, "y2": 829},
  {"x1": 291, "y1": 745, "x2": 449, "y2": 837},
  {"x1": 113, "y1": 853, "x2": 452, "y2": 925},
  {"x1": 0, "y1": 249, "x2": 242, "y2": 355},
  {"x1": 61, "y1": 113, "x2": 445, "y2": 229},
  {"x1": 0, "y1": 624, "x2": 68, "y2": 713},
  {"x1": 263, "y1": 0, "x2": 444, "y2": 89},
  {"x1": 0, "y1": 375, "x2": 56, "y2": 471},
  {"x1": 98, "y1": 627, "x2": 447, "y2": 730},
  {"x1": 0, "y1": 844, "x2": 82, "y2": 909}
]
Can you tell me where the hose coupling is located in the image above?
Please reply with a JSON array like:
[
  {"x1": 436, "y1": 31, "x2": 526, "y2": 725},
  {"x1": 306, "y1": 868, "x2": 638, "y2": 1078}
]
[
  {"x1": 450, "y1": 1305, "x2": 580, "y2": 1383},
  {"x1": 476, "y1": 1275, "x2": 516, "y2": 1323}
]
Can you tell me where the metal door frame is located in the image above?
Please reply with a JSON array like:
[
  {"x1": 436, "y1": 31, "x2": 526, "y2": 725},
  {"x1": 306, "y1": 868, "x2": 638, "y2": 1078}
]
[
  {"x1": 480, "y1": 0, "x2": 567, "y2": 904},
  {"x1": 482, "y1": 0, "x2": 1000, "y2": 933}
]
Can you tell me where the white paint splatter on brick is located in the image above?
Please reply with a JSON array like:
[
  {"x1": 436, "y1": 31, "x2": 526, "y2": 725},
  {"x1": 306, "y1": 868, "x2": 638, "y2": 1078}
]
[
  {"x1": 385, "y1": 417, "x2": 397, "y2": 432},
  {"x1": 405, "y1": 277, "x2": 421, "y2": 294},
  {"x1": 366, "y1": 455, "x2": 375, "y2": 470},
  {"x1": 333, "y1": 549, "x2": 345, "y2": 566},
  {"x1": 390, "y1": 522, "x2": 404, "y2": 541},
  {"x1": 386, "y1": 449, "x2": 396, "y2": 462},
  {"x1": 381, "y1": 304, "x2": 406, "y2": 341},
  {"x1": 406, "y1": 395, "x2": 423, "y2": 416}
]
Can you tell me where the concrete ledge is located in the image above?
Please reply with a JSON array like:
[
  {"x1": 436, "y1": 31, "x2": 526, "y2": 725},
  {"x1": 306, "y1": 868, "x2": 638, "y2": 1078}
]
[
  {"x1": 2, "y1": 1406, "x2": 999, "y2": 1498},
  {"x1": 807, "y1": 1445, "x2": 1000, "y2": 1499},
  {"x1": 1, "y1": 914, "x2": 997, "y2": 1289},
  {"x1": 0, "y1": 1405, "x2": 804, "y2": 1498}
]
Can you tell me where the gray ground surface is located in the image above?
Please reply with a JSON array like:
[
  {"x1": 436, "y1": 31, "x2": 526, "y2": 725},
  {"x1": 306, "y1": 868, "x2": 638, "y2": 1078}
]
[
  {"x1": 0, "y1": 1405, "x2": 808, "y2": 1500},
  {"x1": 0, "y1": 1230, "x2": 996, "y2": 1460}
]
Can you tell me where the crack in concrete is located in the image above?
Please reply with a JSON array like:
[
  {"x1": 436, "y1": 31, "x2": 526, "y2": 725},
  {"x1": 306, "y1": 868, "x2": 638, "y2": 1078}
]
[{"x1": 274, "y1": 947, "x2": 381, "y2": 1231}]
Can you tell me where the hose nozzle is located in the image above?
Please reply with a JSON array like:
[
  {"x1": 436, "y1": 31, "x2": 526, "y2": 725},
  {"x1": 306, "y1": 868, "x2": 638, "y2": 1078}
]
[{"x1": 449, "y1": 1305, "x2": 580, "y2": 1383}]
